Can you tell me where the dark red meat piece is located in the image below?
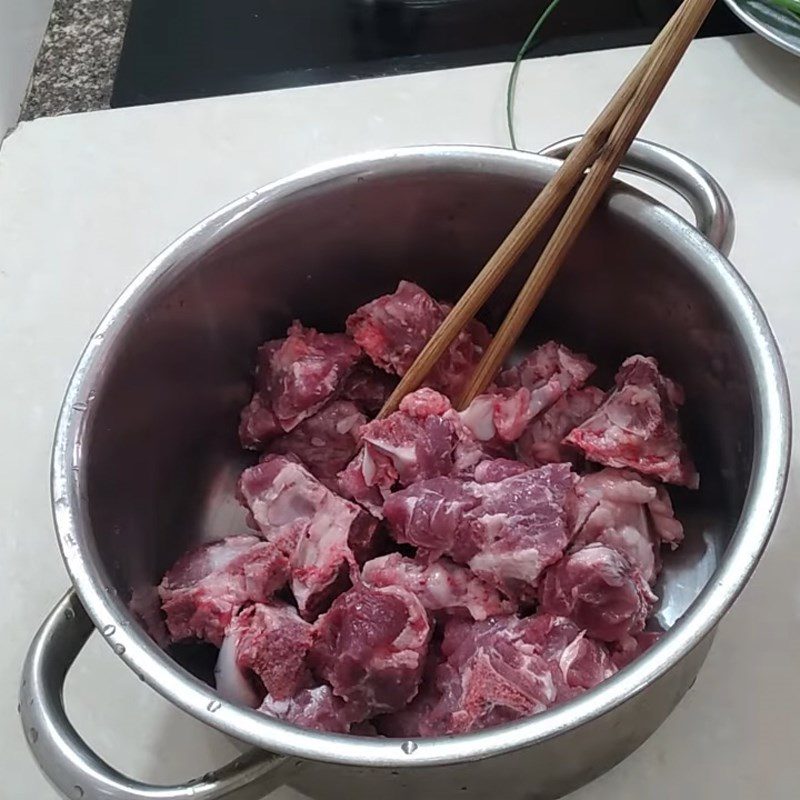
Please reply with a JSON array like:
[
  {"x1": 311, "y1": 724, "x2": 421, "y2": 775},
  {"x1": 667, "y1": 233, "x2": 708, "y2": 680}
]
[
  {"x1": 338, "y1": 388, "x2": 459, "y2": 516},
  {"x1": 239, "y1": 456, "x2": 377, "y2": 618},
  {"x1": 158, "y1": 535, "x2": 289, "y2": 646},
  {"x1": 516, "y1": 386, "x2": 606, "y2": 466},
  {"x1": 385, "y1": 463, "x2": 576, "y2": 602},
  {"x1": 346, "y1": 280, "x2": 491, "y2": 397},
  {"x1": 564, "y1": 355, "x2": 699, "y2": 488},
  {"x1": 309, "y1": 583, "x2": 431, "y2": 717},
  {"x1": 340, "y1": 362, "x2": 397, "y2": 415},
  {"x1": 215, "y1": 602, "x2": 313, "y2": 704},
  {"x1": 538, "y1": 543, "x2": 656, "y2": 643},
  {"x1": 611, "y1": 630, "x2": 663, "y2": 669},
  {"x1": 362, "y1": 553, "x2": 513, "y2": 620},
  {"x1": 569, "y1": 468, "x2": 683, "y2": 583},
  {"x1": 265, "y1": 400, "x2": 366, "y2": 490},
  {"x1": 238, "y1": 392, "x2": 282, "y2": 450}
]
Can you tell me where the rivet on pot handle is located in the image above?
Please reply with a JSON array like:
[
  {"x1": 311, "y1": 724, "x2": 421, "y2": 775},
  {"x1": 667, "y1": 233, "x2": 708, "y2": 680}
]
[
  {"x1": 538, "y1": 137, "x2": 735, "y2": 256},
  {"x1": 20, "y1": 591, "x2": 290, "y2": 800}
]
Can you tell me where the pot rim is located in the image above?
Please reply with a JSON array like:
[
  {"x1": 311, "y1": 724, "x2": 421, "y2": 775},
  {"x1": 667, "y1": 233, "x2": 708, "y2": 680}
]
[{"x1": 51, "y1": 145, "x2": 791, "y2": 768}]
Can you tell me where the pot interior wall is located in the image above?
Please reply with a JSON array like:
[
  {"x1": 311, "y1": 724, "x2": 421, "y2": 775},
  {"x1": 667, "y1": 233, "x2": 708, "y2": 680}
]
[{"x1": 80, "y1": 161, "x2": 754, "y2": 680}]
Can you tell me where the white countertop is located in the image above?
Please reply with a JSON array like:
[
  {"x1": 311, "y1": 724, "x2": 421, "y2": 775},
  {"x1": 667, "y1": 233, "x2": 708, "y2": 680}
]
[{"x1": 1, "y1": 33, "x2": 798, "y2": 800}]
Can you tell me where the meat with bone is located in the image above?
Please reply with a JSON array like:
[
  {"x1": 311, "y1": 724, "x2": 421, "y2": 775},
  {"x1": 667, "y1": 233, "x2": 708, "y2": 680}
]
[
  {"x1": 362, "y1": 553, "x2": 514, "y2": 620},
  {"x1": 459, "y1": 387, "x2": 535, "y2": 445},
  {"x1": 346, "y1": 280, "x2": 490, "y2": 397},
  {"x1": 239, "y1": 455, "x2": 377, "y2": 618},
  {"x1": 384, "y1": 462, "x2": 575, "y2": 602},
  {"x1": 338, "y1": 388, "x2": 459, "y2": 516},
  {"x1": 158, "y1": 535, "x2": 290, "y2": 646},
  {"x1": 265, "y1": 400, "x2": 366, "y2": 490},
  {"x1": 569, "y1": 468, "x2": 683, "y2": 583},
  {"x1": 259, "y1": 685, "x2": 358, "y2": 733},
  {"x1": 564, "y1": 355, "x2": 699, "y2": 488},
  {"x1": 538, "y1": 543, "x2": 657, "y2": 643},
  {"x1": 516, "y1": 386, "x2": 606, "y2": 466},
  {"x1": 309, "y1": 583, "x2": 431, "y2": 718},
  {"x1": 214, "y1": 602, "x2": 313, "y2": 705}
]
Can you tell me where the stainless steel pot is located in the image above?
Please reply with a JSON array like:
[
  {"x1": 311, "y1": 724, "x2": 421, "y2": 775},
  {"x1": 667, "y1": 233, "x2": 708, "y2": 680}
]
[{"x1": 20, "y1": 139, "x2": 791, "y2": 800}]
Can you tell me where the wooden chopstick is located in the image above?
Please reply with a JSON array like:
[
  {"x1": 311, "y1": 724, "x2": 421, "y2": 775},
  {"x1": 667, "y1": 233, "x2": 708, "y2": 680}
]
[
  {"x1": 377, "y1": 0, "x2": 713, "y2": 419},
  {"x1": 457, "y1": 0, "x2": 715, "y2": 407}
]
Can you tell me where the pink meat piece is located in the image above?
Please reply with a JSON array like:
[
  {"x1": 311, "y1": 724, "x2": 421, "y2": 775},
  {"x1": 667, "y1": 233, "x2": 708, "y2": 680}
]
[
  {"x1": 564, "y1": 355, "x2": 699, "y2": 488},
  {"x1": 216, "y1": 602, "x2": 313, "y2": 704},
  {"x1": 516, "y1": 386, "x2": 606, "y2": 466},
  {"x1": 338, "y1": 388, "x2": 459, "y2": 516},
  {"x1": 538, "y1": 543, "x2": 657, "y2": 643},
  {"x1": 498, "y1": 341, "x2": 596, "y2": 417},
  {"x1": 158, "y1": 535, "x2": 290, "y2": 646},
  {"x1": 471, "y1": 458, "x2": 531, "y2": 483},
  {"x1": 239, "y1": 456, "x2": 377, "y2": 618},
  {"x1": 309, "y1": 583, "x2": 431, "y2": 718},
  {"x1": 265, "y1": 400, "x2": 366, "y2": 490},
  {"x1": 362, "y1": 553, "x2": 514, "y2": 620},
  {"x1": 346, "y1": 280, "x2": 491, "y2": 397},
  {"x1": 259, "y1": 685, "x2": 358, "y2": 733},
  {"x1": 239, "y1": 392, "x2": 282, "y2": 450},
  {"x1": 569, "y1": 468, "x2": 683, "y2": 583},
  {"x1": 340, "y1": 361, "x2": 397, "y2": 415},
  {"x1": 459, "y1": 387, "x2": 535, "y2": 445},
  {"x1": 384, "y1": 463, "x2": 576, "y2": 602},
  {"x1": 611, "y1": 630, "x2": 663, "y2": 669}
]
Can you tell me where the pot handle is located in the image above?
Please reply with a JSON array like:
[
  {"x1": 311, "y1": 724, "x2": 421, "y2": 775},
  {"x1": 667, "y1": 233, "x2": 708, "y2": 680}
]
[
  {"x1": 537, "y1": 137, "x2": 735, "y2": 256},
  {"x1": 20, "y1": 590, "x2": 290, "y2": 800}
]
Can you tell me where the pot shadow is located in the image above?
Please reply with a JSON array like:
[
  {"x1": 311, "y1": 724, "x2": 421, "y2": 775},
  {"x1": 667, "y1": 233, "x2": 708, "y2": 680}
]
[{"x1": 729, "y1": 33, "x2": 800, "y2": 105}]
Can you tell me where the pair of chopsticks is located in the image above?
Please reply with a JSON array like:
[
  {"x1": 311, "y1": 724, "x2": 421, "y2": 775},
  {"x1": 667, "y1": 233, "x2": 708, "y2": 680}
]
[{"x1": 378, "y1": 0, "x2": 716, "y2": 419}]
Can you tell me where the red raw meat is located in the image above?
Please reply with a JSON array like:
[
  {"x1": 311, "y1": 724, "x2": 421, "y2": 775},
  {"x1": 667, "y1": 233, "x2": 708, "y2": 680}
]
[
  {"x1": 239, "y1": 392, "x2": 282, "y2": 450},
  {"x1": 569, "y1": 468, "x2": 683, "y2": 583},
  {"x1": 384, "y1": 463, "x2": 576, "y2": 602},
  {"x1": 309, "y1": 583, "x2": 431, "y2": 718},
  {"x1": 265, "y1": 400, "x2": 366, "y2": 490},
  {"x1": 498, "y1": 341, "x2": 595, "y2": 417},
  {"x1": 516, "y1": 386, "x2": 606, "y2": 466},
  {"x1": 564, "y1": 355, "x2": 699, "y2": 488},
  {"x1": 239, "y1": 456, "x2": 377, "y2": 618},
  {"x1": 346, "y1": 281, "x2": 490, "y2": 397},
  {"x1": 538, "y1": 543, "x2": 656, "y2": 643},
  {"x1": 215, "y1": 602, "x2": 313, "y2": 704},
  {"x1": 338, "y1": 388, "x2": 459, "y2": 516},
  {"x1": 611, "y1": 630, "x2": 663, "y2": 669},
  {"x1": 362, "y1": 553, "x2": 514, "y2": 620},
  {"x1": 459, "y1": 387, "x2": 535, "y2": 445},
  {"x1": 340, "y1": 361, "x2": 397, "y2": 415},
  {"x1": 158, "y1": 535, "x2": 289, "y2": 646},
  {"x1": 259, "y1": 685, "x2": 358, "y2": 733}
]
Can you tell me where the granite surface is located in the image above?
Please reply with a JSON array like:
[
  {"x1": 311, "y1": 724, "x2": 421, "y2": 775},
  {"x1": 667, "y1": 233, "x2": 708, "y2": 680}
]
[{"x1": 21, "y1": 0, "x2": 131, "y2": 120}]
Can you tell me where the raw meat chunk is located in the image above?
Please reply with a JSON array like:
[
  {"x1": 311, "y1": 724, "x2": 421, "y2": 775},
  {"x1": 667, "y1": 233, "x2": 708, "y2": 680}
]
[
  {"x1": 516, "y1": 386, "x2": 606, "y2": 466},
  {"x1": 215, "y1": 602, "x2": 313, "y2": 704},
  {"x1": 471, "y1": 458, "x2": 531, "y2": 484},
  {"x1": 239, "y1": 456, "x2": 377, "y2": 618},
  {"x1": 338, "y1": 388, "x2": 459, "y2": 516},
  {"x1": 611, "y1": 630, "x2": 663, "y2": 669},
  {"x1": 569, "y1": 468, "x2": 683, "y2": 583},
  {"x1": 239, "y1": 392, "x2": 282, "y2": 450},
  {"x1": 309, "y1": 583, "x2": 431, "y2": 717},
  {"x1": 498, "y1": 341, "x2": 595, "y2": 417},
  {"x1": 340, "y1": 362, "x2": 397, "y2": 415},
  {"x1": 259, "y1": 685, "x2": 356, "y2": 733},
  {"x1": 362, "y1": 553, "x2": 513, "y2": 620},
  {"x1": 538, "y1": 543, "x2": 656, "y2": 643},
  {"x1": 266, "y1": 400, "x2": 366, "y2": 489},
  {"x1": 564, "y1": 355, "x2": 699, "y2": 488},
  {"x1": 346, "y1": 280, "x2": 490, "y2": 397},
  {"x1": 459, "y1": 387, "x2": 535, "y2": 444},
  {"x1": 385, "y1": 463, "x2": 576, "y2": 602},
  {"x1": 158, "y1": 535, "x2": 289, "y2": 646}
]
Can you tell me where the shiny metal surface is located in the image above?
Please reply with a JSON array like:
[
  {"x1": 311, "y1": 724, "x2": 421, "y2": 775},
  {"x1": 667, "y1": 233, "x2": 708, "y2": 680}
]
[
  {"x1": 23, "y1": 140, "x2": 790, "y2": 800},
  {"x1": 723, "y1": 1, "x2": 800, "y2": 58}
]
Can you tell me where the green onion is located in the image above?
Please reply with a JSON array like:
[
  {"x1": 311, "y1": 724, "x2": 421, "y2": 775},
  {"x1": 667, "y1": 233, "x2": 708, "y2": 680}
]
[
  {"x1": 506, "y1": 0, "x2": 564, "y2": 149},
  {"x1": 764, "y1": 0, "x2": 800, "y2": 17}
]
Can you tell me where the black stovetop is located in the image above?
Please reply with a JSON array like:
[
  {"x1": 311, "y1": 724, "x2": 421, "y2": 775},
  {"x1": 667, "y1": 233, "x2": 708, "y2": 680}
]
[{"x1": 112, "y1": 0, "x2": 746, "y2": 108}]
